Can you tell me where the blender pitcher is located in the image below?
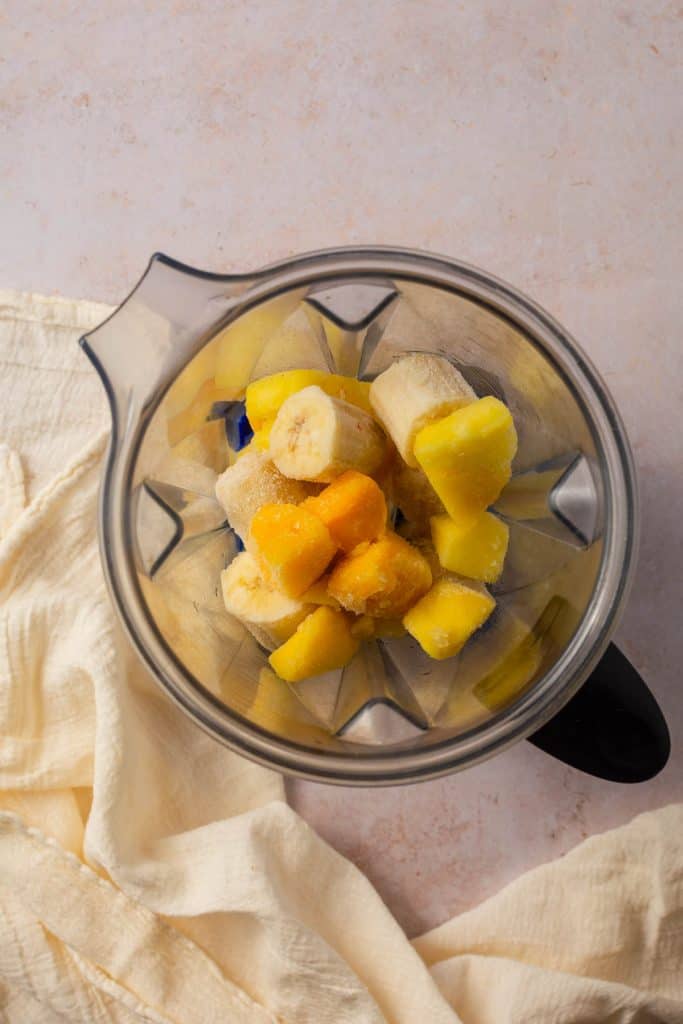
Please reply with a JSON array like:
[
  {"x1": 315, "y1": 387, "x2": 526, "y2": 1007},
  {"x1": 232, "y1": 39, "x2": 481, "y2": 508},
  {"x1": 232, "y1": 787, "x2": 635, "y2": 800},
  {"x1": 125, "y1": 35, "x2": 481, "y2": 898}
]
[{"x1": 80, "y1": 247, "x2": 669, "y2": 785}]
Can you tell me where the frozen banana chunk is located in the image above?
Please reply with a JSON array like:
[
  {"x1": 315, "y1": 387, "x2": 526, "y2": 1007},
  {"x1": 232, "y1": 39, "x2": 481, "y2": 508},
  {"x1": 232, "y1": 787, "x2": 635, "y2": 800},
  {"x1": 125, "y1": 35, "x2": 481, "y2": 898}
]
[
  {"x1": 215, "y1": 448, "x2": 312, "y2": 541},
  {"x1": 221, "y1": 551, "x2": 313, "y2": 650},
  {"x1": 370, "y1": 353, "x2": 475, "y2": 466},
  {"x1": 270, "y1": 385, "x2": 386, "y2": 483}
]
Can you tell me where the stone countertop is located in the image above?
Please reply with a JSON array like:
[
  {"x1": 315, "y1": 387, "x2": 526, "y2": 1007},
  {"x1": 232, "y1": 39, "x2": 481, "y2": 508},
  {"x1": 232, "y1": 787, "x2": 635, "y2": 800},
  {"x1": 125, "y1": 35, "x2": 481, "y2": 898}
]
[{"x1": 1, "y1": 0, "x2": 681, "y2": 936}]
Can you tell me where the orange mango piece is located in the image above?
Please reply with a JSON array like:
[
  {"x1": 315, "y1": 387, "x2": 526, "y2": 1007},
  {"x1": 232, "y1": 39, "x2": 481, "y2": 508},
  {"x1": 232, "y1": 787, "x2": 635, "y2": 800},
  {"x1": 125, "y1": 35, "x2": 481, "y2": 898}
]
[
  {"x1": 303, "y1": 470, "x2": 387, "y2": 553},
  {"x1": 328, "y1": 531, "x2": 432, "y2": 618},
  {"x1": 249, "y1": 503, "x2": 337, "y2": 598}
]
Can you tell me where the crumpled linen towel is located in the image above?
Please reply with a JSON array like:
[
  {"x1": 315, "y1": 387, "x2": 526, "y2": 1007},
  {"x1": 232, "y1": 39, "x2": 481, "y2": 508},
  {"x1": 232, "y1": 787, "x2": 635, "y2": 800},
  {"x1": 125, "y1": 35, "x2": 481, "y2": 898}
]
[{"x1": 0, "y1": 289, "x2": 681, "y2": 1024}]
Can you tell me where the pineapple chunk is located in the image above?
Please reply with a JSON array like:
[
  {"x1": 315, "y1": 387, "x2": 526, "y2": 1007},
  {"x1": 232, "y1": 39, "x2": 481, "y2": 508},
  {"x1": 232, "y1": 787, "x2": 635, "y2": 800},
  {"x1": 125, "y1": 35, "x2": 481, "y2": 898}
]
[
  {"x1": 246, "y1": 370, "x2": 373, "y2": 429},
  {"x1": 250, "y1": 423, "x2": 273, "y2": 451},
  {"x1": 431, "y1": 511, "x2": 509, "y2": 582},
  {"x1": 328, "y1": 531, "x2": 432, "y2": 618},
  {"x1": 249, "y1": 503, "x2": 337, "y2": 598},
  {"x1": 269, "y1": 606, "x2": 360, "y2": 682},
  {"x1": 303, "y1": 470, "x2": 387, "y2": 553},
  {"x1": 403, "y1": 576, "x2": 496, "y2": 659},
  {"x1": 413, "y1": 397, "x2": 518, "y2": 524}
]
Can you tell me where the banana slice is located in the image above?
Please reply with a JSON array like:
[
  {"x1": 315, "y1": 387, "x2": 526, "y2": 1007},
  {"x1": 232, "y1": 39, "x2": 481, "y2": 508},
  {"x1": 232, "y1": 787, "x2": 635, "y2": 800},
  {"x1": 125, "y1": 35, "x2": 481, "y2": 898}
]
[
  {"x1": 221, "y1": 551, "x2": 312, "y2": 650},
  {"x1": 269, "y1": 385, "x2": 386, "y2": 483},
  {"x1": 369, "y1": 353, "x2": 475, "y2": 466},
  {"x1": 215, "y1": 448, "x2": 313, "y2": 541}
]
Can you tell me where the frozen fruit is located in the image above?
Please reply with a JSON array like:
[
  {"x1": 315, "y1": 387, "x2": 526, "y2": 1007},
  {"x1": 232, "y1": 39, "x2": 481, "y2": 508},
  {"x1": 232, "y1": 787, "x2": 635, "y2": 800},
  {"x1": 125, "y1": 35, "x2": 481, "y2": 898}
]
[
  {"x1": 269, "y1": 385, "x2": 386, "y2": 483},
  {"x1": 328, "y1": 531, "x2": 432, "y2": 618},
  {"x1": 246, "y1": 369, "x2": 373, "y2": 429},
  {"x1": 215, "y1": 448, "x2": 313, "y2": 541},
  {"x1": 221, "y1": 551, "x2": 312, "y2": 650},
  {"x1": 430, "y1": 511, "x2": 509, "y2": 582},
  {"x1": 269, "y1": 606, "x2": 360, "y2": 682},
  {"x1": 370, "y1": 353, "x2": 475, "y2": 466},
  {"x1": 403, "y1": 576, "x2": 496, "y2": 659},
  {"x1": 414, "y1": 396, "x2": 518, "y2": 524},
  {"x1": 249, "y1": 502, "x2": 337, "y2": 598},
  {"x1": 303, "y1": 470, "x2": 387, "y2": 552}
]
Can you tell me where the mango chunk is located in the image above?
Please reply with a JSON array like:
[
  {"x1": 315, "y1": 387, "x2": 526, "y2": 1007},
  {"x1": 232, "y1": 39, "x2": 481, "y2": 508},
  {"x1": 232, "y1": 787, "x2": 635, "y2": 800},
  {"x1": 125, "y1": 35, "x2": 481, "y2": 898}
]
[
  {"x1": 249, "y1": 503, "x2": 337, "y2": 598},
  {"x1": 246, "y1": 370, "x2": 373, "y2": 429},
  {"x1": 403, "y1": 576, "x2": 496, "y2": 659},
  {"x1": 269, "y1": 606, "x2": 360, "y2": 682},
  {"x1": 303, "y1": 470, "x2": 387, "y2": 553},
  {"x1": 413, "y1": 397, "x2": 518, "y2": 524},
  {"x1": 328, "y1": 531, "x2": 432, "y2": 618},
  {"x1": 431, "y1": 511, "x2": 509, "y2": 582}
]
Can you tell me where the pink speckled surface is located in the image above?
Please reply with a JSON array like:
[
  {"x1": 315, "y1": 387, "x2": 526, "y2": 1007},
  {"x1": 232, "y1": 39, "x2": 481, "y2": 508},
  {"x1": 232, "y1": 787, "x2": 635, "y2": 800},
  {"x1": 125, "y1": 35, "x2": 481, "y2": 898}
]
[{"x1": 1, "y1": 1, "x2": 681, "y2": 936}]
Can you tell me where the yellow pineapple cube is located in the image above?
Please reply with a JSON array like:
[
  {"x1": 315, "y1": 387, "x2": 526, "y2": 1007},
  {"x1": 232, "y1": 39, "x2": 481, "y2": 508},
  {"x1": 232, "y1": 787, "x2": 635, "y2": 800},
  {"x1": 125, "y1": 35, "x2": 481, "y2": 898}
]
[
  {"x1": 430, "y1": 511, "x2": 509, "y2": 582},
  {"x1": 303, "y1": 470, "x2": 387, "y2": 553},
  {"x1": 403, "y1": 576, "x2": 496, "y2": 659},
  {"x1": 413, "y1": 397, "x2": 518, "y2": 524},
  {"x1": 327, "y1": 531, "x2": 432, "y2": 618},
  {"x1": 249, "y1": 503, "x2": 337, "y2": 598},
  {"x1": 246, "y1": 370, "x2": 373, "y2": 429},
  {"x1": 269, "y1": 606, "x2": 360, "y2": 682},
  {"x1": 250, "y1": 423, "x2": 273, "y2": 451}
]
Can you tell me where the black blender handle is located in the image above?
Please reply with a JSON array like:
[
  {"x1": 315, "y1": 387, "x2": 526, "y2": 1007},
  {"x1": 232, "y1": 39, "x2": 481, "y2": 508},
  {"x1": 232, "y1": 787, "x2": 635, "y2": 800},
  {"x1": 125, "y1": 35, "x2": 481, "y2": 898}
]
[{"x1": 527, "y1": 644, "x2": 670, "y2": 782}]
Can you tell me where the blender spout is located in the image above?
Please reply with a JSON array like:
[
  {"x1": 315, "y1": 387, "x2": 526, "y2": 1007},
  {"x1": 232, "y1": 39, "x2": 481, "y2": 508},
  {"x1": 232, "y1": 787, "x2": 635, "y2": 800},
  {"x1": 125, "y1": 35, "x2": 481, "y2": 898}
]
[{"x1": 79, "y1": 253, "x2": 255, "y2": 433}]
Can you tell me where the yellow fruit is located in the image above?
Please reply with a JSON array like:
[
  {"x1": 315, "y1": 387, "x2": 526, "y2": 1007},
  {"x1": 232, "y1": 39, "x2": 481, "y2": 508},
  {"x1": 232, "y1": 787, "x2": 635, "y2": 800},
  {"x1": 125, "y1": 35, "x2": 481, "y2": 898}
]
[
  {"x1": 430, "y1": 511, "x2": 509, "y2": 582},
  {"x1": 413, "y1": 397, "x2": 518, "y2": 524},
  {"x1": 269, "y1": 606, "x2": 360, "y2": 682},
  {"x1": 303, "y1": 470, "x2": 387, "y2": 553},
  {"x1": 328, "y1": 531, "x2": 432, "y2": 618},
  {"x1": 215, "y1": 449, "x2": 313, "y2": 541},
  {"x1": 220, "y1": 551, "x2": 312, "y2": 649},
  {"x1": 246, "y1": 370, "x2": 373, "y2": 429},
  {"x1": 403, "y1": 577, "x2": 496, "y2": 659},
  {"x1": 250, "y1": 423, "x2": 273, "y2": 451},
  {"x1": 332, "y1": 376, "x2": 373, "y2": 415},
  {"x1": 249, "y1": 503, "x2": 337, "y2": 598}
]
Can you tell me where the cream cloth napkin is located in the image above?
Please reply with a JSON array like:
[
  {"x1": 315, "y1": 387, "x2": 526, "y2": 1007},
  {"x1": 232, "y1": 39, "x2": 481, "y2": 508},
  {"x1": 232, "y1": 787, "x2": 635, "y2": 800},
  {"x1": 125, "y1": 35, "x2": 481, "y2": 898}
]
[{"x1": 0, "y1": 289, "x2": 681, "y2": 1024}]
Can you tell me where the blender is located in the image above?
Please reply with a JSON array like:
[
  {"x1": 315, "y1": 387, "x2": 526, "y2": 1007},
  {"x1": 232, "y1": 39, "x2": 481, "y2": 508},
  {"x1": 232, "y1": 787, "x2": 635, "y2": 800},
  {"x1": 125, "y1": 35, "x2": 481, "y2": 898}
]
[{"x1": 81, "y1": 247, "x2": 669, "y2": 784}]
